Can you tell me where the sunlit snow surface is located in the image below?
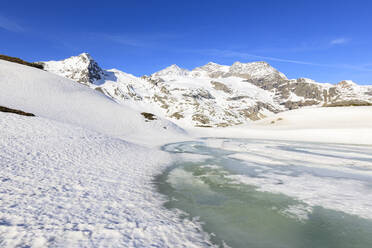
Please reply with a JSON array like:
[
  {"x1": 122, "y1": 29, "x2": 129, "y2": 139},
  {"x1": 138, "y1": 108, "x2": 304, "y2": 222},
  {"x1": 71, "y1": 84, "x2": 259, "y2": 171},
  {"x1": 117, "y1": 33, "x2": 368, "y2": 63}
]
[
  {"x1": 158, "y1": 138, "x2": 372, "y2": 248},
  {"x1": 0, "y1": 113, "x2": 212, "y2": 248}
]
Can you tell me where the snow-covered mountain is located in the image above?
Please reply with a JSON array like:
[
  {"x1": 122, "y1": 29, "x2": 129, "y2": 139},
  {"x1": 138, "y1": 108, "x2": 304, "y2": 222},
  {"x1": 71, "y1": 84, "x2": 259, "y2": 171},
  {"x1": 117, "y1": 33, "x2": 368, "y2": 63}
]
[
  {"x1": 0, "y1": 58, "x2": 185, "y2": 144},
  {"x1": 152, "y1": 64, "x2": 190, "y2": 78},
  {"x1": 38, "y1": 53, "x2": 107, "y2": 85},
  {"x1": 40, "y1": 53, "x2": 372, "y2": 127}
]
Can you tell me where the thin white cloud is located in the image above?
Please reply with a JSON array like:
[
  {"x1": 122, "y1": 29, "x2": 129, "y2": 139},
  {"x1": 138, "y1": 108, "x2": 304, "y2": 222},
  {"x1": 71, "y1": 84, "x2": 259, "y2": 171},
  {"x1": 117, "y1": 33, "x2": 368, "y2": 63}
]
[
  {"x1": 192, "y1": 48, "x2": 372, "y2": 72},
  {"x1": 234, "y1": 38, "x2": 350, "y2": 55},
  {"x1": 0, "y1": 15, "x2": 23, "y2": 32},
  {"x1": 330, "y1": 38, "x2": 349, "y2": 45},
  {"x1": 103, "y1": 34, "x2": 145, "y2": 47},
  {"x1": 95, "y1": 33, "x2": 182, "y2": 48}
]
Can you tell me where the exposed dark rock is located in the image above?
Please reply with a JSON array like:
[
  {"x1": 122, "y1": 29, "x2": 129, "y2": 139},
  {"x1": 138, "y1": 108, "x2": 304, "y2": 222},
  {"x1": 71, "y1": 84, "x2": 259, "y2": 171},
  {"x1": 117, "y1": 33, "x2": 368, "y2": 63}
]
[
  {"x1": 0, "y1": 106, "x2": 35, "y2": 116},
  {"x1": 141, "y1": 112, "x2": 157, "y2": 121},
  {"x1": 153, "y1": 95, "x2": 169, "y2": 109},
  {"x1": 126, "y1": 85, "x2": 142, "y2": 100},
  {"x1": 238, "y1": 101, "x2": 276, "y2": 120},
  {"x1": 78, "y1": 54, "x2": 106, "y2": 84},
  {"x1": 366, "y1": 90, "x2": 372, "y2": 96},
  {"x1": 0, "y1": 54, "x2": 43, "y2": 70},
  {"x1": 210, "y1": 81, "x2": 232, "y2": 94},
  {"x1": 291, "y1": 79, "x2": 323, "y2": 101},
  {"x1": 284, "y1": 100, "x2": 320, "y2": 110},
  {"x1": 170, "y1": 112, "x2": 184, "y2": 119},
  {"x1": 192, "y1": 114, "x2": 210, "y2": 124},
  {"x1": 227, "y1": 96, "x2": 250, "y2": 101},
  {"x1": 182, "y1": 89, "x2": 215, "y2": 100},
  {"x1": 195, "y1": 124, "x2": 213, "y2": 128},
  {"x1": 323, "y1": 100, "x2": 372, "y2": 107}
]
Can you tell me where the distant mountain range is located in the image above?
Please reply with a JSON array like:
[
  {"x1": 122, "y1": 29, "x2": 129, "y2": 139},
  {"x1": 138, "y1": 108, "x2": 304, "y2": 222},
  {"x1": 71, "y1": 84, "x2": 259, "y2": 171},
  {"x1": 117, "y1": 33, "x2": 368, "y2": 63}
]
[{"x1": 37, "y1": 53, "x2": 372, "y2": 127}]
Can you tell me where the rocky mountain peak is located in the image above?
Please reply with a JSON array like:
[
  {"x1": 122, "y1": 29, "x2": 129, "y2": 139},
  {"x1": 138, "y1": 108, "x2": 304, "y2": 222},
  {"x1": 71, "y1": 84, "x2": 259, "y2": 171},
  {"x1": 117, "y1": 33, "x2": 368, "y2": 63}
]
[
  {"x1": 193, "y1": 62, "x2": 229, "y2": 73},
  {"x1": 77, "y1": 53, "x2": 101, "y2": 66},
  {"x1": 228, "y1": 61, "x2": 287, "y2": 80},
  {"x1": 337, "y1": 80, "x2": 357, "y2": 88},
  {"x1": 39, "y1": 53, "x2": 106, "y2": 85},
  {"x1": 296, "y1": 77, "x2": 319, "y2": 84},
  {"x1": 152, "y1": 64, "x2": 189, "y2": 78},
  {"x1": 77, "y1": 52, "x2": 93, "y2": 60},
  {"x1": 200, "y1": 62, "x2": 222, "y2": 68}
]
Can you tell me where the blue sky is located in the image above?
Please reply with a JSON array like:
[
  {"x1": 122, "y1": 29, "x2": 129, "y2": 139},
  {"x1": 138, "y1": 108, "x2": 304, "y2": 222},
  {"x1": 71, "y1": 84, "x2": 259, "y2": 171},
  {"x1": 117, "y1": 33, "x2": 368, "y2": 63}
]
[{"x1": 1, "y1": 0, "x2": 372, "y2": 84}]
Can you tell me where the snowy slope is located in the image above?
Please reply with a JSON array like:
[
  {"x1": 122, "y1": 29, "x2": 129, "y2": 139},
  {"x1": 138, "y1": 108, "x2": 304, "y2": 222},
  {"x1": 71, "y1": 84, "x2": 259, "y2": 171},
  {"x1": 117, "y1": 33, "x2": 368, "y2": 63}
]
[
  {"x1": 0, "y1": 59, "x2": 185, "y2": 145},
  {"x1": 254, "y1": 105, "x2": 372, "y2": 129},
  {"x1": 194, "y1": 106, "x2": 372, "y2": 145},
  {"x1": 0, "y1": 112, "x2": 212, "y2": 247},
  {"x1": 40, "y1": 53, "x2": 372, "y2": 128}
]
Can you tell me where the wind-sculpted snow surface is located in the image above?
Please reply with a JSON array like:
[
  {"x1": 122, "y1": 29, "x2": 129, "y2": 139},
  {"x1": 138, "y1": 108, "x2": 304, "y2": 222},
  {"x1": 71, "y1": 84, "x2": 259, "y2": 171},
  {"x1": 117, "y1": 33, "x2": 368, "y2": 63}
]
[{"x1": 0, "y1": 113, "x2": 212, "y2": 247}]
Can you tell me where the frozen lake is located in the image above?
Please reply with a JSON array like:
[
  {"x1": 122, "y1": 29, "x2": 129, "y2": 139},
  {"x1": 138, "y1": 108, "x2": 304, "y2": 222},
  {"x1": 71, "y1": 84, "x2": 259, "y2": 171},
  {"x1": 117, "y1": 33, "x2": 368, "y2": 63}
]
[{"x1": 156, "y1": 138, "x2": 372, "y2": 248}]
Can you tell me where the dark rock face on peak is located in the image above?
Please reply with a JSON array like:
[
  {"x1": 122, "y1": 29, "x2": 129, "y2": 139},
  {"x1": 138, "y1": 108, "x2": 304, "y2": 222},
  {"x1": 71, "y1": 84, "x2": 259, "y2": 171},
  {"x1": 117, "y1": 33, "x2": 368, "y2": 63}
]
[{"x1": 79, "y1": 54, "x2": 106, "y2": 84}]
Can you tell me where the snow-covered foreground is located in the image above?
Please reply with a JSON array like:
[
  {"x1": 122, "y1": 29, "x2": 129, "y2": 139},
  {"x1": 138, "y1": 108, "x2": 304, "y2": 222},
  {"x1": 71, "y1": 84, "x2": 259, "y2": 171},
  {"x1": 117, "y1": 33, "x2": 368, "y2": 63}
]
[
  {"x1": 0, "y1": 60, "x2": 211, "y2": 246},
  {"x1": 0, "y1": 112, "x2": 212, "y2": 247}
]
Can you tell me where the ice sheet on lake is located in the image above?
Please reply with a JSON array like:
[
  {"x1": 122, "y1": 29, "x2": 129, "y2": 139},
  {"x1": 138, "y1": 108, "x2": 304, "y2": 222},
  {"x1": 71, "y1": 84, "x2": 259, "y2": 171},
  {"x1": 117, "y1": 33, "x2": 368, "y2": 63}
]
[{"x1": 218, "y1": 139, "x2": 372, "y2": 220}]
